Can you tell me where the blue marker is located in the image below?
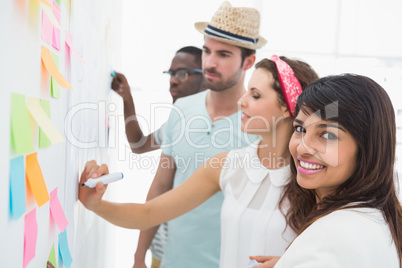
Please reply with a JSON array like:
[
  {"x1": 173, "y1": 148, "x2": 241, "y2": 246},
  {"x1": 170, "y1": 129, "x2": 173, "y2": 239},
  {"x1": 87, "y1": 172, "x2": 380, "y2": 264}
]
[
  {"x1": 111, "y1": 70, "x2": 116, "y2": 77},
  {"x1": 81, "y1": 172, "x2": 124, "y2": 188},
  {"x1": 248, "y1": 259, "x2": 262, "y2": 268}
]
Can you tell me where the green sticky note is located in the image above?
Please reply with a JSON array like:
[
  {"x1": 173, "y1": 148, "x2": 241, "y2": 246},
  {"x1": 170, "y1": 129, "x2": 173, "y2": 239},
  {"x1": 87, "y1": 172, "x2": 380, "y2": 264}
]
[
  {"x1": 39, "y1": 99, "x2": 51, "y2": 148},
  {"x1": 48, "y1": 243, "x2": 57, "y2": 268},
  {"x1": 51, "y1": 53, "x2": 60, "y2": 99},
  {"x1": 54, "y1": 0, "x2": 61, "y2": 6},
  {"x1": 11, "y1": 93, "x2": 34, "y2": 154}
]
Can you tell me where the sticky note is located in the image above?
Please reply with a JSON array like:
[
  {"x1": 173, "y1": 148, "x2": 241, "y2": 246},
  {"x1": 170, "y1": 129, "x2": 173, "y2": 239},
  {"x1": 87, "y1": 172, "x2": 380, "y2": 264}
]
[
  {"x1": 50, "y1": 188, "x2": 69, "y2": 232},
  {"x1": 53, "y1": 0, "x2": 60, "y2": 8},
  {"x1": 27, "y1": 97, "x2": 64, "y2": 144},
  {"x1": 42, "y1": 5, "x2": 60, "y2": 29},
  {"x1": 48, "y1": 243, "x2": 57, "y2": 268},
  {"x1": 65, "y1": 31, "x2": 87, "y2": 64},
  {"x1": 26, "y1": 153, "x2": 50, "y2": 207},
  {"x1": 39, "y1": 99, "x2": 52, "y2": 148},
  {"x1": 11, "y1": 93, "x2": 34, "y2": 154},
  {"x1": 58, "y1": 230, "x2": 72, "y2": 268},
  {"x1": 50, "y1": 53, "x2": 60, "y2": 99},
  {"x1": 41, "y1": 10, "x2": 53, "y2": 45},
  {"x1": 23, "y1": 208, "x2": 38, "y2": 268},
  {"x1": 37, "y1": 0, "x2": 60, "y2": 12},
  {"x1": 41, "y1": 46, "x2": 73, "y2": 89},
  {"x1": 9, "y1": 156, "x2": 26, "y2": 219},
  {"x1": 52, "y1": 2, "x2": 61, "y2": 51}
]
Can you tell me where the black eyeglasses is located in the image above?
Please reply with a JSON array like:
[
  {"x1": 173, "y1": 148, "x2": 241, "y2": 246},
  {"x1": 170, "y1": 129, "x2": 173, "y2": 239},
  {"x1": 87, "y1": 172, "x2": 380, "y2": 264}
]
[{"x1": 163, "y1": 68, "x2": 202, "y2": 82}]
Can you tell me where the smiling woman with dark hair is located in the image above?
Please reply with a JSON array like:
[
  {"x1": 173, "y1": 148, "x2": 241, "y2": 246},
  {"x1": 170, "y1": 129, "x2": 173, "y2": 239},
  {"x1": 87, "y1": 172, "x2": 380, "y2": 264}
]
[{"x1": 272, "y1": 74, "x2": 402, "y2": 267}]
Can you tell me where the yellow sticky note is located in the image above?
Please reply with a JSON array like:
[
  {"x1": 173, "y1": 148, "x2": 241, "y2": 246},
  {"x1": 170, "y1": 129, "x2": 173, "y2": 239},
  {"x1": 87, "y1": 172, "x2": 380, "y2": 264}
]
[
  {"x1": 26, "y1": 153, "x2": 50, "y2": 207},
  {"x1": 37, "y1": 0, "x2": 61, "y2": 13},
  {"x1": 39, "y1": 99, "x2": 51, "y2": 148},
  {"x1": 41, "y1": 46, "x2": 73, "y2": 89},
  {"x1": 26, "y1": 97, "x2": 64, "y2": 144}
]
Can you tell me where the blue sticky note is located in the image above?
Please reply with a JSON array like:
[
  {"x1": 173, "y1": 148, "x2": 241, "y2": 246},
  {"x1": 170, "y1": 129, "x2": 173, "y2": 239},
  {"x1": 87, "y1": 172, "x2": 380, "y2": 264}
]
[
  {"x1": 58, "y1": 230, "x2": 72, "y2": 268},
  {"x1": 9, "y1": 156, "x2": 26, "y2": 219}
]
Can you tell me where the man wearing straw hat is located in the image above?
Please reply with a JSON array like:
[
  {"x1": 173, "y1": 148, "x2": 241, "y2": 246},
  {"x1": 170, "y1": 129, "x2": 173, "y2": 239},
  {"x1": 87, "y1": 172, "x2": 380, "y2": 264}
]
[{"x1": 137, "y1": 2, "x2": 266, "y2": 267}]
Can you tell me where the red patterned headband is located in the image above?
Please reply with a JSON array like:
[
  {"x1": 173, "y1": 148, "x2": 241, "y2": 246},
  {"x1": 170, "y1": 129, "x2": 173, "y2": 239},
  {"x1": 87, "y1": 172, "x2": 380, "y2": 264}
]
[{"x1": 270, "y1": 55, "x2": 302, "y2": 117}]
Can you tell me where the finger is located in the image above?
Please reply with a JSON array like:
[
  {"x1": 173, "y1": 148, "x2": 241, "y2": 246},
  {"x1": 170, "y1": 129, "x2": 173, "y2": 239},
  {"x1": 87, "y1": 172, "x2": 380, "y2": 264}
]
[
  {"x1": 115, "y1": 72, "x2": 126, "y2": 83},
  {"x1": 250, "y1": 256, "x2": 273, "y2": 262},
  {"x1": 98, "y1": 163, "x2": 109, "y2": 175},
  {"x1": 96, "y1": 181, "x2": 106, "y2": 192},
  {"x1": 257, "y1": 260, "x2": 276, "y2": 268},
  {"x1": 80, "y1": 160, "x2": 97, "y2": 183},
  {"x1": 47, "y1": 261, "x2": 55, "y2": 268},
  {"x1": 111, "y1": 78, "x2": 122, "y2": 91},
  {"x1": 89, "y1": 163, "x2": 109, "y2": 179},
  {"x1": 87, "y1": 164, "x2": 100, "y2": 179},
  {"x1": 94, "y1": 182, "x2": 107, "y2": 199},
  {"x1": 84, "y1": 160, "x2": 97, "y2": 170}
]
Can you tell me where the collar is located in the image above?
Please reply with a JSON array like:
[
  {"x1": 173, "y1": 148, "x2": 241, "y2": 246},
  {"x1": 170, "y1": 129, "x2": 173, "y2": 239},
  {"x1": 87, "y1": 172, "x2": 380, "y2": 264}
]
[{"x1": 245, "y1": 139, "x2": 291, "y2": 186}]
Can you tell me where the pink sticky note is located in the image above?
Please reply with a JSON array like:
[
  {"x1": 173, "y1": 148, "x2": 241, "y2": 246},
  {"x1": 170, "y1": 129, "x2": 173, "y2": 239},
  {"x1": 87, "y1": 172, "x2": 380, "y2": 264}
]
[
  {"x1": 52, "y1": 27, "x2": 61, "y2": 51},
  {"x1": 50, "y1": 187, "x2": 69, "y2": 232},
  {"x1": 41, "y1": 10, "x2": 53, "y2": 45},
  {"x1": 65, "y1": 31, "x2": 87, "y2": 64},
  {"x1": 51, "y1": 1, "x2": 61, "y2": 50},
  {"x1": 23, "y1": 208, "x2": 38, "y2": 268},
  {"x1": 52, "y1": 1, "x2": 61, "y2": 22}
]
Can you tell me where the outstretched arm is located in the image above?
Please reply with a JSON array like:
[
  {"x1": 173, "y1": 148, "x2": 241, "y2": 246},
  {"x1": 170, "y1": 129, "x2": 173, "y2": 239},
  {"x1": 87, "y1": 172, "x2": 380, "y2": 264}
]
[
  {"x1": 111, "y1": 72, "x2": 160, "y2": 154},
  {"x1": 78, "y1": 153, "x2": 226, "y2": 230}
]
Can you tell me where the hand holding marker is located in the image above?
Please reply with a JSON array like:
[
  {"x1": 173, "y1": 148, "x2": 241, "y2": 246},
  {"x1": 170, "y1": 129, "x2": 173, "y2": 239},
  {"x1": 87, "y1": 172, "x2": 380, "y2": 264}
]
[{"x1": 81, "y1": 172, "x2": 124, "y2": 188}]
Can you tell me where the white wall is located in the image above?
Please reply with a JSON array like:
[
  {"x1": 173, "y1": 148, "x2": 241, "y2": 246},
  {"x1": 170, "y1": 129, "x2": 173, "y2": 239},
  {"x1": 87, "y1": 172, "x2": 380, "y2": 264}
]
[
  {"x1": 0, "y1": 0, "x2": 122, "y2": 267},
  {"x1": 112, "y1": 0, "x2": 402, "y2": 267}
]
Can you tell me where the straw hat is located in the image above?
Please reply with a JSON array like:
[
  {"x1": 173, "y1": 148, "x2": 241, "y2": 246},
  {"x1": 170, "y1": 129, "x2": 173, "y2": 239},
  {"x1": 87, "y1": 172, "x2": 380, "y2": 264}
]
[{"x1": 195, "y1": 1, "x2": 267, "y2": 50}]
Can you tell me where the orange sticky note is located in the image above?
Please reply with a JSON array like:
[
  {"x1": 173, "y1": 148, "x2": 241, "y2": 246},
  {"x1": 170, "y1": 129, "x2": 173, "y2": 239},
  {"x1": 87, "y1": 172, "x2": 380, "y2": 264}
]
[
  {"x1": 26, "y1": 153, "x2": 50, "y2": 207},
  {"x1": 41, "y1": 46, "x2": 73, "y2": 89}
]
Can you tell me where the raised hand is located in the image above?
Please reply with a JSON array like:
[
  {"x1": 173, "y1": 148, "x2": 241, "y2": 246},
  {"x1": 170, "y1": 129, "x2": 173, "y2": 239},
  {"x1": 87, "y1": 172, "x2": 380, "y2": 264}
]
[
  {"x1": 111, "y1": 72, "x2": 132, "y2": 102},
  {"x1": 78, "y1": 160, "x2": 109, "y2": 211}
]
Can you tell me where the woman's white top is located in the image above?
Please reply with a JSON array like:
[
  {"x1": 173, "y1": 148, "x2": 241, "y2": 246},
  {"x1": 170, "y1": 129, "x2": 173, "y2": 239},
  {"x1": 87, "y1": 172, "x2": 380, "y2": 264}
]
[
  {"x1": 219, "y1": 140, "x2": 297, "y2": 268},
  {"x1": 275, "y1": 207, "x2": 399, "y2": 267}
]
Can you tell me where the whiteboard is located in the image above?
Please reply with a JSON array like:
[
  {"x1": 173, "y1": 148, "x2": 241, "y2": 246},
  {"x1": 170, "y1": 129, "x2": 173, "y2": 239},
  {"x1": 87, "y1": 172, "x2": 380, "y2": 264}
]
[{"x1": 0, "y1": 0, "x2": 122, "y2": 267}]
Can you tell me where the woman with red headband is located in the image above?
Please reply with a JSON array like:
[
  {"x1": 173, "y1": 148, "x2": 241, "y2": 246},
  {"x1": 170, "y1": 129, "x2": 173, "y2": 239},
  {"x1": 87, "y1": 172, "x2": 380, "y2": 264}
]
[{"x1": 78, "y1": 56, "x2": 319, "y2": 268}]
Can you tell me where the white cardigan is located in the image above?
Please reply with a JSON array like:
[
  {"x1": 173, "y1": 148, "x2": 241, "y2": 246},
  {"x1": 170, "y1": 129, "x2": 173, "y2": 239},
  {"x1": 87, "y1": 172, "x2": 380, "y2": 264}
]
[{"x1": 275, "y1": 207, "x2": 399, "y2": 267}]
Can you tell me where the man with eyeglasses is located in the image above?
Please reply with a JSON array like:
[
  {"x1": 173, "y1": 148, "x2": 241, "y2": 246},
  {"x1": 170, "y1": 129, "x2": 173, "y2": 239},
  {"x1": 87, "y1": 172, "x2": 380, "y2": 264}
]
[
  {"x1": 111, "y1": 46, "x2": 206, "y2": 154},
  {"x1": 111, "y1": 46, "x2": 206, "y2": 268},
  {"x1": 136, "y1": 2, "x2": 266, "y2": 268}
]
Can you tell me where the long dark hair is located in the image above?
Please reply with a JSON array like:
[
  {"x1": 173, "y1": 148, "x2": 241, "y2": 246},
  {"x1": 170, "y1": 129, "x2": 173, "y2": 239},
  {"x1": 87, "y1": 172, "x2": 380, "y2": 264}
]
[{"x1": 283, "y1": 74, "x2": 402, "y2": 264}]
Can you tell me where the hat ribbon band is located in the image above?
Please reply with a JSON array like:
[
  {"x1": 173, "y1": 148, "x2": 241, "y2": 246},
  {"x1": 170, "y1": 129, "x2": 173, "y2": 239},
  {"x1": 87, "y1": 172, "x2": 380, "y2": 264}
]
[{"x1": 205, "y1": 25, "x2": 258, "y2": 44}]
